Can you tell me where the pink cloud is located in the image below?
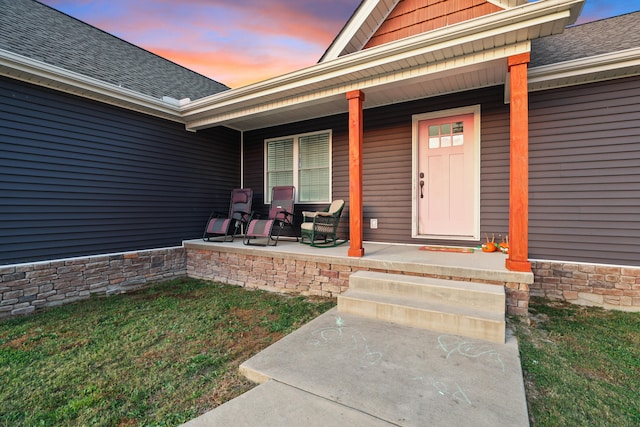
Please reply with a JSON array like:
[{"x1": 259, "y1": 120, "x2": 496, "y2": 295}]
[{"x1": 40, "y1": 0, "x2": 357, "y2": 87}]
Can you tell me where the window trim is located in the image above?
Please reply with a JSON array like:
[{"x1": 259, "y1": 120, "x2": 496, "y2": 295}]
[{"x1": 264, "y1": 129, "x2": 332, "y2": 204}]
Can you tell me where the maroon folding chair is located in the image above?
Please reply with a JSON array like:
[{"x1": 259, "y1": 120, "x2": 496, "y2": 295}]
[
  {"x1": 203, "y1": 188, "x2": 253, "y2": 242},
  {"x1": 243, "y1": 186, "x2": 298, "y2": 246}
]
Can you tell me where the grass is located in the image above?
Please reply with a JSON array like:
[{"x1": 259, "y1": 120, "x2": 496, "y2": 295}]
[
  {"x1": 510, "y1": 297, "x2": 640, "y2": 427},
  {"x1": 2, "y1": 282, "x2": 638, "y2": 427},
  {"x1": 0, "y1": 278, "x2": 335, "y2": 426}
]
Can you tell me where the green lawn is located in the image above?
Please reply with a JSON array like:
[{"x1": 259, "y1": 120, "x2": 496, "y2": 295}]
[
  {"x1": 2, "y1": 281, "x2": 638, "y2": 426},
  {"x1": 0, "y1": 279, "x2": 335, "y2": 426},
  {"x1": 510, "y1": 298, "x2": 640, "y2": 426}
]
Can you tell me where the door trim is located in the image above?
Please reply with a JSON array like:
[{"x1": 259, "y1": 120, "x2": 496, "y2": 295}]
[{"x1": 411, "y1": 105, "x2": 481, "y2": 241}]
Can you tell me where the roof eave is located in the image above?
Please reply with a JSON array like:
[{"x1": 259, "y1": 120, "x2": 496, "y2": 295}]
[
  {"x1": 182, "y1": 0, "x2": 584, "y2": 131},
  {"x1": 528, "y1": 47, "x2": 640, "y2": 91},
  {"x1": 0, "y1": 49, "x2": 183, "y2": 123}
]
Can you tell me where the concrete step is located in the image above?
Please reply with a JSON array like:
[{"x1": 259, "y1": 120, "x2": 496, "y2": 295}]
[
  {"x1": 339, "y1": 271, "x2": 506, "y2": 343},
  {"x1": 348, "y1": 270, "x2": 505, "y2": 313}
]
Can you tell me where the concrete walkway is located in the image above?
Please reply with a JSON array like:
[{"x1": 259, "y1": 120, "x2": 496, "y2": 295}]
[{"x1": 182, "y1": 308, "x2": 530, "y2": 426}]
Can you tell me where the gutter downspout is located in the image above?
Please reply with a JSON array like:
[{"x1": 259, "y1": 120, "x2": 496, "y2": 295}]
[{"x1": 240, "y1": 131, "x2": 244, "y2": 188}]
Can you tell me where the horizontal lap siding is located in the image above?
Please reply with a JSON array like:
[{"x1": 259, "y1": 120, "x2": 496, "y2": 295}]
[
  {"x1": 529, "y1": 75, "x2": 640, "y2": 266},
  {"x1": 243, "y1": 87, "x2": 510, "y2": 245},
  {"x1": 362, "y1": 110, "x2": 413, "y2": 242},
  {"x1": 0, "y1": 77, "x2": 240, "y2": 265},
  {"x1": 480, "y1": 105, "x2": 511, "y2": 238}
]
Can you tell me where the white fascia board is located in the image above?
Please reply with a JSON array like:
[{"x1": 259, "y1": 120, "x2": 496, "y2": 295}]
[
  {"x1": 183, "y1": 1, "x2": 580, "y2": 120},
  {"x1": 321, "y1": 0, "x2": 399, "y2": 62},
  {"x1": 528, "y1": 47, "x2": 640, "y2": 90},
  {"x1": 0, "y1": 49, "x2": 182, "y2": 122}
]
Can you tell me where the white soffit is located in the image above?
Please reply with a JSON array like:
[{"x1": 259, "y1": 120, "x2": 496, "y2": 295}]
[{"x1": 185, "y1": 43, "x2": 530, "y2": 131}]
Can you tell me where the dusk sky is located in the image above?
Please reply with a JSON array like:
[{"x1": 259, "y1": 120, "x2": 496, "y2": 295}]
[{"x1": 40, "y1": 0, "x2": 640, "y2": 88}]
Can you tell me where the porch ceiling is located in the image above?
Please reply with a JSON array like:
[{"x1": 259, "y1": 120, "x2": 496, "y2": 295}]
[{"x1": 182, "y1": 0, "x2": 584, "y2": 132}]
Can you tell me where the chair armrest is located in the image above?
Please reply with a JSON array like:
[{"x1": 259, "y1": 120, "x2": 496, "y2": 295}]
[
  {"x1": 207, "y1": 211, "x2": 225, "y2": 220},
  {"x1": 302, "y1": 211, "x2": 317, "y2": 219},
  {"x1": 232, "y1": 210, "x2": 250, "y2": 219}
]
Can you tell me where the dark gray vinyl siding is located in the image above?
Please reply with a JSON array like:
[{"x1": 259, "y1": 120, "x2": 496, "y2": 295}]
[
  {"x1": 244, "y1": 87, "x2": 510, "y2": 246},
  {"x1": 529, "y1": 75, "x2": 640, "y2": 266},
  {"x1": 0, "y1": 77, "x2": 240, "y2": 265}
]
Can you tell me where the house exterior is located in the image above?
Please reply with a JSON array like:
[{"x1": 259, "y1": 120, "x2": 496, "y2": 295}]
[{"x1": 1, "y1": 0, "x2": 639, "y2": 317}]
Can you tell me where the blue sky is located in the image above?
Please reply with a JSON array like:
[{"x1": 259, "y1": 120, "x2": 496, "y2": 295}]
[{"x1": 40, "y1": 0, "x2": 640, "y2": 88}]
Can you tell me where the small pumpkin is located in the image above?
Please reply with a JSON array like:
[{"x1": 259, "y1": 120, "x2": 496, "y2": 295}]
[
  {"x1": 482, "y1": 233, "x2": 497, "y2": 252},
  {"x1": 498, "y1": 234, "x2": 509, "y2": 253}
]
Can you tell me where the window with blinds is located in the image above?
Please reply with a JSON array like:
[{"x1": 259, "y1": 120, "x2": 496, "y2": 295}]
[{"x1": 265, "y1": 130, "x2": 331, "y2": 203}]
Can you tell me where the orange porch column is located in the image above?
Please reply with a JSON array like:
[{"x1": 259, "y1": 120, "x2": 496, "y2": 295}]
[
  {"x1": 506, "y1": 53, "x2": 532, "y2": 272},
  {"x1": 346, "y1": 90, "x2": 365, "y2": 257}
]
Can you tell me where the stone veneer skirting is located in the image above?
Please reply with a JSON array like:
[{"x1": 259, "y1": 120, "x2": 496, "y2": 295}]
[
  {"x1": 531, "y1": 260, "x2": 640, "y2": 311},
  {"x1": 0, "y1": 247, "x2": 186, "y2": 319},
  {"x1": 5, "y1": 244, "x2": 637, "y2": 320},
  {"x1": 185, "y1": 243, "x2": 533, "y2": 316}
]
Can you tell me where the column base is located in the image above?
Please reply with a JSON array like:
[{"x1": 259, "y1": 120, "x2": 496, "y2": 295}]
[
  {"x1": 348, "y1": 247, "x2": 365, "y2": 257},
  {"x1": 505, "y1": 258, "x2": 531, "y2": 272}
]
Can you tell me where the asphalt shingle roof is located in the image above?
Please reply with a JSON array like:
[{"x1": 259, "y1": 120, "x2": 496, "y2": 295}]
[
  {"x1": 0, "y1": 0, "x2": 229, "y2": 100},
  {"x1": 531, "y1": 11, "x2": 640, "y2": 67}
]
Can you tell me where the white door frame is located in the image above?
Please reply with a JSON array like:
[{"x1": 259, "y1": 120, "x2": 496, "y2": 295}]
[{"x1": 411, "y1": 105, "x2": 481, "y2": 241}]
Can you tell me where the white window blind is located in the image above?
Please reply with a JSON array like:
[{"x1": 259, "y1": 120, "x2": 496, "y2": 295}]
[
  {"x1": 299, "y1": 133, "x2": 330, "y2": 202},
  {"x1": 266, "y1": 138, "x2": 294, "y2": 199}
]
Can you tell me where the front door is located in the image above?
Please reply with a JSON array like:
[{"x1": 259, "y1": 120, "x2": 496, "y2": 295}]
[{"x1": 414, "y1": 108, "x2": 479, "y2": 240}]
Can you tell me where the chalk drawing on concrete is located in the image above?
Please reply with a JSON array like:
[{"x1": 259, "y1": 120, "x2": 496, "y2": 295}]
[
  {"x1": 308, "y1": 316, "x2": 386, "y2": 367},
  {"x1": 437, "y1": 335, "x2": 505, "y2": 372}
]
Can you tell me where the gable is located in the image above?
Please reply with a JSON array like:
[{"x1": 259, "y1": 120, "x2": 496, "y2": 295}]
[
  {"x1": 321, "y1": 0, "x2": 529, "y2": 61},
  {"x1": 364, "y1": 0, "x2": 504, "y2": 49}
]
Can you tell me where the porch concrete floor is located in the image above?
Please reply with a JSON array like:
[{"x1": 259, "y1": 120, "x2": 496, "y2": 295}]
[{"x1": 183, "y1": 239, "x2": 532, "y2": 285}]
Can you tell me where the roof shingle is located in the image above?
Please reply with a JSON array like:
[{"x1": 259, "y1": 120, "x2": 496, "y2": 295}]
[
  {"x1": 531, "y1": 11, "x2": 640, "y2": 67},
  {"x1": 0, "y1": 0, "x2": 229, "y2": 100}
]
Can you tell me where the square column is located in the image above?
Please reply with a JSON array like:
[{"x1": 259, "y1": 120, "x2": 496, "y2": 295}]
[
  {"x1": 506, "y1": 53, "x2": 532, "y2": 272},
  {"x1": 346, "y1": 90, "x2": 365, "y2": 257}
]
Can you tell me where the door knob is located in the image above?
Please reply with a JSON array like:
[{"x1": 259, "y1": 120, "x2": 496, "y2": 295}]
[{"x1": 419, "y1": 180, "x2": 424, "y2": 198}]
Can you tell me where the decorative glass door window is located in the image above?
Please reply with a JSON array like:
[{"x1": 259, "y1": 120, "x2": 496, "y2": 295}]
[{"x1": 428, "y1": 121, "x2": 465, "y2": 149}]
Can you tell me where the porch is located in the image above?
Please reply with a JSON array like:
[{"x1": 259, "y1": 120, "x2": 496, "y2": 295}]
[{"x1": 184, "y1": 239, "x2": 533, "y2": 316}]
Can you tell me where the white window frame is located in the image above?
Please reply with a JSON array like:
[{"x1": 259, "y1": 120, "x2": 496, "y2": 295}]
[{"x1": 264, "y1": 130, "x2": 332, "y2": 204}]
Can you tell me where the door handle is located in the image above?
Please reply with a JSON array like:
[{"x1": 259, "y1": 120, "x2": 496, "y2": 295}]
[{"x1": 419, "y1": 180, "x2": 424, "y2": 198}]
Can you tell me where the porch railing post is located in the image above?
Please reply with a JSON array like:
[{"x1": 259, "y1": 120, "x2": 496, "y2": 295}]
[
  {"x1": 506, "y1": 53, "x2": 532, "y2": 272},
  {"x1": 346, "y1": 90, "x2": 365, "y2": 257}
]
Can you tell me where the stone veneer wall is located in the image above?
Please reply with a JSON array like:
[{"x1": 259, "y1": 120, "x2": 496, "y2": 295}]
[
  {"x1": 186, "y1": 248, "x2": 531, "y2": 316},
  {"x1": 531, "y1": 261, "x2": 640, "y2": 311},
  {"x1": 0, "y1": 247, "x2": 186, "y2": 319}
]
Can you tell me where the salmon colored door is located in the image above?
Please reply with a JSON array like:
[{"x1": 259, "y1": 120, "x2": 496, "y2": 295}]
[{"x1": 416, "y1": 111, "x2": 478, "y2": 239}]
